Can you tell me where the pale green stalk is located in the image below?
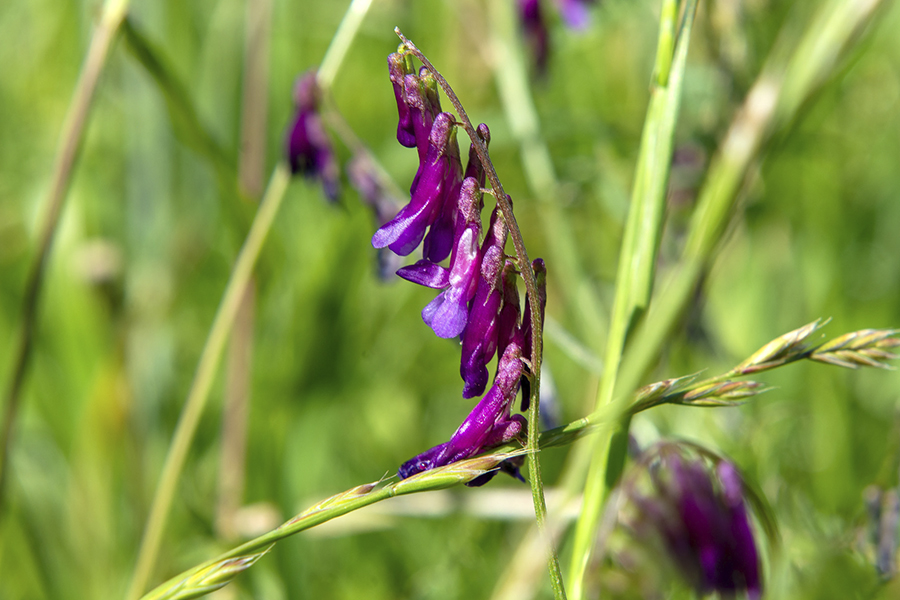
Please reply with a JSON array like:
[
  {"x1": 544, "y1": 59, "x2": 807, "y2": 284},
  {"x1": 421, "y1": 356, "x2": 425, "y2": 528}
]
[
  {"x1": 0, "y1": 0, "x2": 130, "y2": 506},
  {"x1": 615, "y1": 0, "x2": 889, "y2": 408},
  {"x1": 487, "y1": 0, "x2": 607, "y2": 345},
  {"x1": 125, "y1": 165, "x2": 291, "y2": 600},
  {"x1": 127, "y1": 1, "x2": 376, "y2": 592},
  {"x1": 567, "y1": 0, "x2": 697, "y2": 596},
  {"x1": 317, "y1": 0, "x2": 374, "y2": 91}
]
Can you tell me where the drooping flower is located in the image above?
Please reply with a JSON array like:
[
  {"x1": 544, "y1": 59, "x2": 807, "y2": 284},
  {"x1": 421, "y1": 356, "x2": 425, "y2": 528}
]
[
  {"x1": 285, "y1": 70, "x2": 340, "y2": 202},
  {"x1": 371, "y1": 112, "x2": 462, "y2": 256},
  {"x1": 398, "y1": 343, "x2": 527, "y2": 482},
  {"x1": 626, "y1": 444, "x2": 763, "y2": 599}
]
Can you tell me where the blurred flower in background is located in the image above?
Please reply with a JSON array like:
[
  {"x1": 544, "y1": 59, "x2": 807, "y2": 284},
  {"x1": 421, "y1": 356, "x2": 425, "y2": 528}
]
[
  {"x1": 285, "y1": 70, "x2": 340, "y2": 202},
  {"x1": 621, "y1": 443, "x2": 763, "y2": 599}
]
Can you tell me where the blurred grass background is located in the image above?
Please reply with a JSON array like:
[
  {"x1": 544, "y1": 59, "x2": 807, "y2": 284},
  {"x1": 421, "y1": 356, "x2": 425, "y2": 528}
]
[{"x1": 1, "y1": 0, "x2": 900, "y2": 598}]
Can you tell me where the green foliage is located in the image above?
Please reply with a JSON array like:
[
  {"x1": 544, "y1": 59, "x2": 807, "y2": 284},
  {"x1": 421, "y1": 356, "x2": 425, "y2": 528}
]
[{"x1": 1, "y1": 0, "x2": 900, "y2": 598}]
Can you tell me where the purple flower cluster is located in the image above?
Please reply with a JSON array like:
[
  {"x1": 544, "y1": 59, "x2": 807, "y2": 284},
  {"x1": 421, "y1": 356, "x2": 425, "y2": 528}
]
[
  {"x1": 377, "y1": 49, "x2": 547, "y2": 485},
  {"x1": 628, "y1": 446, "x2": 762, "y2": 599},
  {"x1": 285, "y1": 71, "x2": 340, "y2": 202}
]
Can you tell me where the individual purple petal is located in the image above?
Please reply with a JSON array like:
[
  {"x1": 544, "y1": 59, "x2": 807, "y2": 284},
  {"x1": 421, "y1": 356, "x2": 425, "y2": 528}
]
[
  {"x1": 422, "y1": 224, "x2": 481, "y2": 338},
  {"x1": 405, "y1": 69, "x2": 443, "y2": 162},
  {"x1": 286, "y1": 71, "x2": 340, "y2": 202},
  {"x1": 396, "y1": 260, "x2": 450, "y2": 289},
  {"x1": 388, "y1": 51, "x2": 416, "y2": 147},
  {"x1": 421, "y1": 143, "x2": 463, "y2": 263},
  {"x1": 372, "y1": 113, "x2": 459, "y2": 255},
  {"x1": 398, "y1": 441, "x2": 451, "y2": 479}
]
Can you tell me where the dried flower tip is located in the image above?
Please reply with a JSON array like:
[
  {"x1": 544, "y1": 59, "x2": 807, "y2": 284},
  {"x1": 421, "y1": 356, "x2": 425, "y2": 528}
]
[
  {"x1": 734, "y1": 319, "x2": 826, "y2": 374},
  {"x1": 810, "y1": 328, "x2": 900, "y2": 370}
]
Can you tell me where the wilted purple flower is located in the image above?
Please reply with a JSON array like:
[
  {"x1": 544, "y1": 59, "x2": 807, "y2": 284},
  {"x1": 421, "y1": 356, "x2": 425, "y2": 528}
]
[
  {"x1": 285, "y1": 70, "x2": 340, "y2": 202},
  {"x1": 628, "y1": 445, "x2": 763, "y2": 599},
  {"x1": 405, "y1": 69, "x2": 444, "y2": 161},
  {"x1": 519, "y1": 0, "x2": 550, "y2": 74},
  {"x1": 398, "y1": 343, "x2": 526, "y2": 481},
  {"x1": 371, "y1": 112, "x2": 462, "y2": 256}
]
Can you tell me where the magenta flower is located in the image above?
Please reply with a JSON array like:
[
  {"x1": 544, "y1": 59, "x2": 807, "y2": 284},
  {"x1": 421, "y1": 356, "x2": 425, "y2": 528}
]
[
  {"x1": 285, "y1": 70, "x2": 340, "y2": 202},
  {"x1": 371, "y1": 112, "x2": 462, "y2": 256},
  {"x1": 398, "y1": 343, "x2": 526, "y2": 482},
  {"x1": 519, "y1": 0, "x2": 550, "y2": 74}
]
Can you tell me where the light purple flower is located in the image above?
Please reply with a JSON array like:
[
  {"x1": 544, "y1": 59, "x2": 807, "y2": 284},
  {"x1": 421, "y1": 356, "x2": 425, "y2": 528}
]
[
  {"x1": 286, "y1": 70, "x2": 340, "y2": 202},
  {"x1": 556, "y1": 0, "x2": 596, "y2": 30}
]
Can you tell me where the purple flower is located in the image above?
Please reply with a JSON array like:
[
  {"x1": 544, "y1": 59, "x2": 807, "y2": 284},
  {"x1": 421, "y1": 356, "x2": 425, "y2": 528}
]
[
  {"x1": 388, "y1": 51, "x2": 417, "y2": 148},
  {"x1": 285, "y1": 71, "x2": 340, "y2": 202},
  {"x1": 371, "y1": 112, "x2": 462, "y2": 256},
  {"x1": 396, "y1": 176, "x2": 485, "y2": 339},
  {"x1": 629, "y1": 446, "x2": 763, "y2": 599},
  {"x1": 398, "y1": 343, "x2": 526, "y2": 481},
  {"x1": 460, "y1": 204, "x2": 508, "y2": 398}
]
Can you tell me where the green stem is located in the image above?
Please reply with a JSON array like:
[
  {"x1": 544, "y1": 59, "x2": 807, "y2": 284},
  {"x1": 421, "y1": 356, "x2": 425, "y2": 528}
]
[
  {"x1": 615, "y1": 0, "x2": 888, "y2": 411},
  {"x1": 317, "y1": 0, "x2": 374, "y2": 92},
  {"x1": 567, "y1": 1, "x2": 697, "y2": 596},
  {"x1": 0, "y1": 0, "x2": 130, "y2": 509},
  {"x1": 125, "y1": 165, "x2": 291, "y2": 600}
]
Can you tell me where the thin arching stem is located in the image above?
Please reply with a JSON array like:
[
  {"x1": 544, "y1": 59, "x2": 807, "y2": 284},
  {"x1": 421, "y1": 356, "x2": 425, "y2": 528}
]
[{"x1": 394, "y1": 29, "x2": 564, "y2": 600}]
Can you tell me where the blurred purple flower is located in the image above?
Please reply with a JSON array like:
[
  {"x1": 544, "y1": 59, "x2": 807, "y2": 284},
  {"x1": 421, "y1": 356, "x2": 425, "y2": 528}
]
[
  {"x1": 285, "y1": 71, "x2": 340, "y2": 202},
  {"x1": 519, "y1": 0, "x2": 550, "y2": 74},
  {"x1": 556, "y1": 0, "x2": 596, "y2": 30},
  {"x1": 630, "y1": 447, "x2": 762, "y2": 599},
  {"x1": 398, "y1": 343, "x2": 526, "y2": 482}
]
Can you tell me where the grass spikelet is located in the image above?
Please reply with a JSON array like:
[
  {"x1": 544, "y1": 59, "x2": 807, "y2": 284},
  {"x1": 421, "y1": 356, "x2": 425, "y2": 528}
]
[
  {"x1": 734, "y1": 319, "x2": 827, "y2": 374},
  {"x1": 810, "y1": 329, "x2": 900, "y2": 370}
]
